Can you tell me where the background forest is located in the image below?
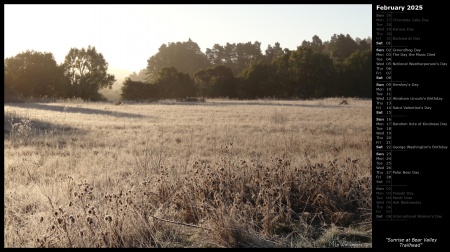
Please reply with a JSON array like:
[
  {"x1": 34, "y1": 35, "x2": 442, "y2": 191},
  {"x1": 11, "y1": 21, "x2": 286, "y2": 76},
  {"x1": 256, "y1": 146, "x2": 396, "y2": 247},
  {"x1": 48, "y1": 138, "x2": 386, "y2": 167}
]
[{"x1": 4, "y1": 34, "x2": 372, "y2": 102}]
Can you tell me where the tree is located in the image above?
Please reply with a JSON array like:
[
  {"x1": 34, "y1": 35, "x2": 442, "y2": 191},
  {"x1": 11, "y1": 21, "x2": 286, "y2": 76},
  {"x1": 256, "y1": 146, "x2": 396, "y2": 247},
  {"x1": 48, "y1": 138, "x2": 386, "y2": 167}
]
[
  {"x1": 301, "y1": 35, "x2": 325, "y2": 54},
  {"x1": 355, "y1": 36, "x2": 372, "y2": 51},
  {"x1": 234, "y1": 41, "x2": 263, "y2": 75},
  {"x1": 289, "y1": 47, "x2": 336, "y2": 98},
  {"x1": 127, "y1": 68, "x2": 150, "y2": 82},
  {"x1": 193, "y1": 69, "x2": 211, "y2": 97},
  {"x1": 205, "y1": 41, "x2": 263, "y2": 76},
  {"x1": 205, "y1": 44, "x2": 226, "y2": 65},
  {"x1": 271, "y1": 50, "x2": 294, "y2": 98},
  {"x1": 239, "y1": 61, "x2": 277, "y2": 99},
  {"x1": 324, "y1": 33, "x2": 359, "y2": 64},
  {"x1": 4, "y1": 50, "x2": 70, "y2": 100},
  {"x1": 194, "y1": 65, "x2": 237, "y2": 98},
  {"x1": 264, "y1": 42, "x2": 285, "y2": 64},
  {"x1": 146, "y1": 38, "x2": 210, "y2": 82},
  {"x1": 340, "y1": 49, "x2": 372, "y2": 97},
  {"x1": 154, "y1": 67, "x2": 195, "y2": 99},
  {"x1": 63, "y1": 45, "x2": 116, "y2": 100},
  {"x1": 205, "y1": 43, "x2": 235, "y2": 72},
  {"x1": 121, "y1": 78, "x2": 158, "y2": 100}
]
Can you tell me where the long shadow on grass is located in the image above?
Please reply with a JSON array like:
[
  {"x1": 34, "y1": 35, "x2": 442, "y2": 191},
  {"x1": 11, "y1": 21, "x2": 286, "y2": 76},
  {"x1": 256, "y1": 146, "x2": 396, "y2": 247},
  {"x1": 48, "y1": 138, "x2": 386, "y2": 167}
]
[
  {"x1": 157, "y1": 100, "x2": 351, "y2": 109},
  {"x1": 6, "y1": 103, "x2": 145, "y2": 118},
  {"x1": 4, "y1": 113, "x2": 87, "y2": 137}
]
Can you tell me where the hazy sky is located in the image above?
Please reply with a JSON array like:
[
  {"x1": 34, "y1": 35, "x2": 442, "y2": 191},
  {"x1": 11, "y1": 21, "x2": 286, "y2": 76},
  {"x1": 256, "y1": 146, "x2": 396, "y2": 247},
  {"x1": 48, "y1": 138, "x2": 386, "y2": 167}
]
[{"x1": 5, "y1": 4, "x2": 372, "y2": 73}]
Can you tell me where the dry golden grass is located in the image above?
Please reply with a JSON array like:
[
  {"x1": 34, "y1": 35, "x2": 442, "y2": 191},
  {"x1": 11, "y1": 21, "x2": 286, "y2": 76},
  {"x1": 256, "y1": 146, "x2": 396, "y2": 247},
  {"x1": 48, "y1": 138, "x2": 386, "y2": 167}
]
[{"x1": 4, "y1": 97, "x2": 372, "y2": 248}]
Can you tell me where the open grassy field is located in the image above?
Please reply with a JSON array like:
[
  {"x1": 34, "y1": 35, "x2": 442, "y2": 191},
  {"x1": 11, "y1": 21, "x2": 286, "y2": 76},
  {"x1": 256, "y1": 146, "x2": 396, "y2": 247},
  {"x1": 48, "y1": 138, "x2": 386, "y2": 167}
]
[{"x1": 4, "y1": 97, "x2": 372, "y2": 248}]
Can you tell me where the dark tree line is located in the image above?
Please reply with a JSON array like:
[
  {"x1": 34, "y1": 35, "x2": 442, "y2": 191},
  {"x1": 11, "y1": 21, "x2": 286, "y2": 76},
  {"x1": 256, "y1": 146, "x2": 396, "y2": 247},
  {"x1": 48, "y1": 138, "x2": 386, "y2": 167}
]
[
  {"x1": 4, "y1": 51, "x2": 70, "y2": 100},
  {"x1": 4, "y1": 46, "x2": 115, "y2": 102},
  {"x1": 124, "y1": 34, "x2": 371, "y2": 100},
  {"x1": 121, "y1": 66, "x2": 195, "y2": 100},
  {"x1": 4, "y1": 34, "x2": 371, "y2": 102}
]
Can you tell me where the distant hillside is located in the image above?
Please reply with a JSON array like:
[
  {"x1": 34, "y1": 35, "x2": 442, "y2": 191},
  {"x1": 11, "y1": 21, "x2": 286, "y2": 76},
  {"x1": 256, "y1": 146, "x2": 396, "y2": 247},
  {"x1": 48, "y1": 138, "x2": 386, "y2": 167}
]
[
  {"x1": 108, "y1": 67, "x2": 134, "y2": 90},
  {"x1": 100, "y1": 67, "x2": 134, "y2": 101}
]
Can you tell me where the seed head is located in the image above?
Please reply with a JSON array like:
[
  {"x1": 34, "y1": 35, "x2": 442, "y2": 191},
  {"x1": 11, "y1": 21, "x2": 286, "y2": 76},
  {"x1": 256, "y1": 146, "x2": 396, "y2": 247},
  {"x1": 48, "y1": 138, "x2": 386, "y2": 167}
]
[{"x1": 104, "y1": 215, "x2": 113, "y2": 222}]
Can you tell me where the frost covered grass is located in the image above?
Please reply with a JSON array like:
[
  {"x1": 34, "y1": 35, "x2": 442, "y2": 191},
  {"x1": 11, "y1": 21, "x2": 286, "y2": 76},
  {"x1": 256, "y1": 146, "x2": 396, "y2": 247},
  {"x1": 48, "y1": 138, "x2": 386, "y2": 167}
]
[{"x1": 4, "y1": 97, "x2": 372, "y2": 248}]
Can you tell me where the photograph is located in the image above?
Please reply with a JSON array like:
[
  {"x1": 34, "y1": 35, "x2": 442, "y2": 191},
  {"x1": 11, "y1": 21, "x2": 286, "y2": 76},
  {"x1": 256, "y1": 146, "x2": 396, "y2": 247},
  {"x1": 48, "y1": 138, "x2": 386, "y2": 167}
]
[{"x1": 4, "y1": 4, "x2": 372, "y2": 248}]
